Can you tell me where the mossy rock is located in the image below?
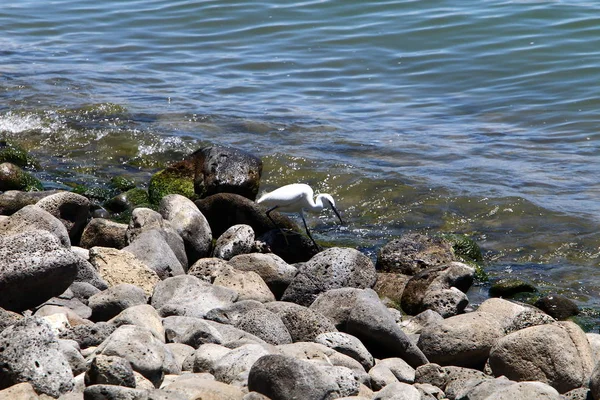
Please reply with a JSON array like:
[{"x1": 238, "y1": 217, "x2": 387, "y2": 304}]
[
  {"x1": 0, "y1": 140, "x2": 40, "y2": 169},
  {"x1": 0, "y1": 162, "x2": 43, "y2": 191},
  {"x1": 440, "y1": 233, "x2": 483, "y2": 262},
  {"x1": 71, "y1": 184, "x2": 114, "y2": 203},
  {"x1": 489, "y1": 278, "x2": 537, "y2": 298},
  {"x1": 148, "y1": 167, "x2": 195, "y2": 205},
  {"x1": 110, "y1": 176, "x2": 136, "y2": 192}
]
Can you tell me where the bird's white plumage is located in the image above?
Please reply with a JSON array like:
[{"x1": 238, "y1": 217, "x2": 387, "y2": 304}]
[{"x1": 257, "y1": 183, "x2": 323, "y2": 213}]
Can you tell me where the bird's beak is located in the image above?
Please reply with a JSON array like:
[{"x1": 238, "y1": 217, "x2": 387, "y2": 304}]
[{"x1": 327, "y1": 200, "x2": 344, "y2": 225}]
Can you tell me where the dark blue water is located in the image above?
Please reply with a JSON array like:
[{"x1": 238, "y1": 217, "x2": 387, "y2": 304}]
[{"x1": 1, "y1": 0, "x2": 600, "y2": 314}]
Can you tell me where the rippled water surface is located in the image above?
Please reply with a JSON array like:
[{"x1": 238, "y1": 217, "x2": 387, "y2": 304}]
[{"x1": 1, "y1": 0, "x2": 600, "y2": 321}]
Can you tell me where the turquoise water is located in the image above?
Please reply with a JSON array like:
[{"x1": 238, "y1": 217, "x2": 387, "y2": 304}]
[{"x1": 1, "y1": 1, "x2": 600, "y2": 316}]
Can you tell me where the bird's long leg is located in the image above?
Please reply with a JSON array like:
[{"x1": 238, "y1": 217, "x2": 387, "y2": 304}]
[
  {"x1": 300, "y1": 210, "x2": 320, "y2": 251},
  {"x1": 266, "y1": 206, "x2": 289, "y2": 245}
]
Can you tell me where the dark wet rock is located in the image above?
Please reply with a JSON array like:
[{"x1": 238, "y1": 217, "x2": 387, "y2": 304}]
[
  {"x1": 148, "y1": 164, "x2": 196, "y2": 205},
  {"x1": 83, "y1": 384, "x2": 148, "y2": 400},
  {"x1": 124, "y1": 229, "x2": 186, "y2": 279},
  {"x1": 85, "y1": 354, "x2": 136, "y2": 388},
  {"x1": 401, "y1": 262, "x2": 474, "y2": 316},
  {"x1": 80, "y1": 218, "x2": 129, "y2": 249},
  {"x1": 256, "y1": 229, "x2": 320, "y2": 264},
  {"x1": 310, "y1": 288, "x2": 428, "y2": 368},
  {"x1": 376, "y1": 233, "x2": 456, "y2": 275},
  {"x1": 186, "y1": 145, "x2": 263, "y2": 201},
  {"x1": 204, "y1": 300, "x2": 266, "y2": 325},
  {"x1": 489, "y1": 277, "x2": 537, "y2": 298},
  {"x1": 151, "y1": 275, "x2": 238, "y2": 318},
  {"x1": 417, "y1": 311, "x2": 504, "y2": 369},
  {"x1": 534, "y1": 294, "x2": 579, "y2": 320},
  {"x1": 159, "y1": 194, "x2": 212, "y2": 263},
  {"x1": 248, "y1": 354, "x2": 340, "y2": 400},
  {"x1": 0, "y1": 189, "x2": 57, "y2": 215},
  {"x1": 59, "y1": 321, "x2": 116, "y2": 349},
  {"x1": 88, "y1": 283, "x2": 148, "y2": 322},
  {"x1": 104, "y1": 187, "x2": 150, "y2": 214},
  {"x1": 0, "y1": 162, "x2": 43, "y2": 191},
  {"x1": 195, "y1": 192, "x2": 298, "y2": 238},
  {"x1": 36, "y1": 191, "x2": 91, "y2": 245},
  {"x1": 235, "y1": 308, "x2": 292, "y2": 345},
  {"x1": 281, "y1": 247, "x2": 377, "y2": 307},
  {"x1": 96, "y1": 325, "x2": 177, "y2": 387},
  {"x1": 0, "y1": 230, "x2": 78, "y2": 312},
  {"x1": 266, "y1": 301, "x2": 337, "y2": 342},
  {"x1": 126, "y1": 207, "x2": 188, "y2": 270},
  {"x1": 488, "y1": 321, "x2": 594, "y2": 393},
  {"x1": 213, "y1": 224, "x2": 255, "y2": 260},
  {"x1": 228, "y1": 253, "x2": 297, "y2": 300},
  {"x1": 0, "y1": 317, "x2": 74, "y2": 397},
  {"x1": 0, "y1": 204, "x2": 70, "y2": 246},
  {"x1": 315, "y1": 332, "x2": 375, "y2": 371}
]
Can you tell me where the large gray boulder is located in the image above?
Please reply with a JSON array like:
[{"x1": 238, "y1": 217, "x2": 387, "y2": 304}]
[
  {"x1": 590, "y1": 361, "x2": 600, "y2": 400},
  {"x1": 124, "y1": 229, "x2": 186, "y2": 279},
  {"x1": 417, "y1": 311, "x2": 504, "y2": 369},
  {"x1": 213, "y1": 267, "x2": 275, "y2": 303},
  {"x1": 454, "y1": 377, "x2": 561, "y2": 400},
  {"x1": 372, "y1": 381, "x2": 421, "y2": 400},
  {"x1": 235, "y1": 308, "x2": 292, "y2": 345},
  {"x1": 95, "y1": 325, "x2": 178, "y2": 387},
  {"x1": 88, "y1": 283, "x2": 148, "y2": 321},
  {"x1": 151, "y1": 275, "x2": 238, "y2": 318},
  {"x1": 204, "y1": 300, "x2": 266, "y2": 325},
  {"x1": 315, "y1": 331, "x2": 375, "y2": 371},
  {"x1": 159, "y1": 194, "x2": 212, "y2": 263},
  {"x1": 368, "y1": 357, "x2": 415, "y2": 391},
  {"x1": 488, "y1": 321, "x2": 594, "y2": 393},
  {"x1": 282, "y1": 247, "x2": 377, "y2": 307},
  {"x1": 248, "y1": 354, "x2": 341, "y2": 400},
  {"x1": 477, "y1": 297, "x2": 555, "y2": 333},
  {"x1": 0, "y1": 317, "x2": 74, "y2": 397},
  {"x1": 310, "y1": 288, "x2": 428, "y2": 368},
  {"x1": 109, "y1": 304, "x2": 165, "y2": 342},
  {"x1": 213, "y1": 224, "x2": 255, "y2": 260},
  {"x1": 266, "y1": 301, "x2": 337, "y2": 342},
  {"x1": 0, "y1": 204, "x2": 70, "y2": 246},
  {"x1": 228, "y1": 253, "x2": 297, "y2": 299},
  {"x1": 58, "y1": 321, "x2": 116, "y2": 349},
  {"x1": 0, "y1": 230, "x2": 79, "y2": 311},
  {"x1": 35, "y1": 191, "x2": 90, "y2": 245},
  {"x1": 84, "y1": 354, "x2": 136, "y2": 388},
  {"x1": 212, "y1": 343, "x2": 274, "y2": 386},
  {"x1": 80, "y1": 218, "x2": 128, "y2": 249},
  {"x1": 126, "y1": 207, "x2": 188, "y2": 270}
]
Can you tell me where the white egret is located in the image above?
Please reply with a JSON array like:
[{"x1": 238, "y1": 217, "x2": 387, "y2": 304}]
[{"x1": 256, "y1": 183, "x2": 343, "y2": 249}]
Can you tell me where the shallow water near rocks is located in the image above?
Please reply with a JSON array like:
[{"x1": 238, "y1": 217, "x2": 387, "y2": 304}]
[{"x1": 2, "y1": 0, "x2": 600, "y2": 328}]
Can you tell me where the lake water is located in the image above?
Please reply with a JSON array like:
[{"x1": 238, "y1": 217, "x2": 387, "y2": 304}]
[{"x1": 1, "y1": 0, "x2": 599, "y2": 323}]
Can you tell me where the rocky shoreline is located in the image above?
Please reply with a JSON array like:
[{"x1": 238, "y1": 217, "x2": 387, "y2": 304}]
[{"x1": 0, "y1": 145, "x2": 599, "y2": 400}]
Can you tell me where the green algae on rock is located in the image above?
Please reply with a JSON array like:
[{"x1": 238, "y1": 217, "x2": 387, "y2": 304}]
[
  {"x1": 0, "y1": 162, "x2": 43, "y2": 192},
  {"x1": 0, "y1": 140, "x2": 40, "y2": 170},
  {"x1": 148, "y1": 166, "x2": 196, "y2": 205}
]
